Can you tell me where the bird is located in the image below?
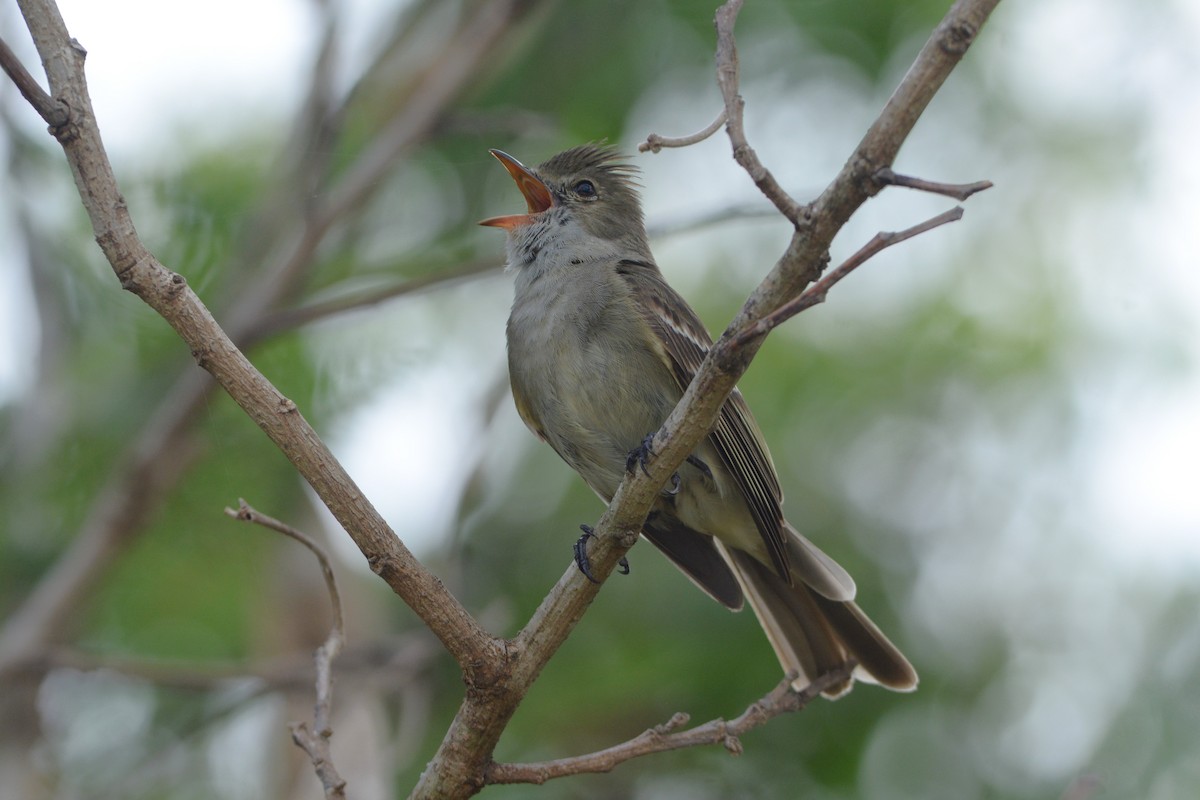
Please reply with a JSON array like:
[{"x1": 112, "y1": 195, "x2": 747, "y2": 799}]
[{"x1": 481, "y1": 143, "x2": 917, "y2": 697}]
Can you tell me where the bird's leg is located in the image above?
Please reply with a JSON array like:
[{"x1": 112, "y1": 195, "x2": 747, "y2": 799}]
[
  {"x1": 626, "y1": 433, "x2": 683, "y2": 497},
  {"x1": 574, "y1": 524, "x2": 629, "y2": 583}
]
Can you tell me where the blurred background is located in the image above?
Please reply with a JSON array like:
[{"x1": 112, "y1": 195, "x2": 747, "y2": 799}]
[{"x1": 2, "y1": 0, "x2": 1198, "y2": 798}]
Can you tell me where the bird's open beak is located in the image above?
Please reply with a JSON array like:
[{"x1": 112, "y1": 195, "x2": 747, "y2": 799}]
[{"x1": 479, "y1": 149, "x2": 554, "y2": 229}]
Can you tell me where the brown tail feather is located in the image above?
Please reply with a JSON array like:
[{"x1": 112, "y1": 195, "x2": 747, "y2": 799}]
[{"x1": 719, "y1": 544, "x2": 918, "y2": 697}]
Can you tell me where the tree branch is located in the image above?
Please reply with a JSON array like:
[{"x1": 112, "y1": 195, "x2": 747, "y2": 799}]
[
  {"x1": 638, "y1": 109, "x2": 726, "y2": 153},
  {"x1": 226, "y1": 499, "x2": 348, "y2": 800},
  {"x1": 734, "y1": 206, "x2": 970, "y2": 345},
  {"x1": 486, "y1": 668, "x2": 849, "y2": 785},
  {"x1": 0, "y1": 0, "x2": 539, "y2": 683},
  {"x1": 242, "y1": 257, "x2": 503, "y2": 345},
  {"x1": 876, "y1": 166, "x2": 993, "y2": 201},
  {"x1": 714, "y1": 0, "x2": 804, "y2": 224},
  {"x1": 0, "y1": 33, "x2": 66, "y2": 126},
  {"x1": 8, "y1": 0, "x2": 504, "y2": 685}
]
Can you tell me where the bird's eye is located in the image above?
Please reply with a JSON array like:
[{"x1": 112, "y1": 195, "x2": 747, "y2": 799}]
[{"x1": 573, "y1": 180, "x2": 597, "y2": 198}]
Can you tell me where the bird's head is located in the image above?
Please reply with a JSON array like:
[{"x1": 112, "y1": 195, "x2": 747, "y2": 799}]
[{"x1": 481, "y1": 144, "x2": 651, "y2": 265}]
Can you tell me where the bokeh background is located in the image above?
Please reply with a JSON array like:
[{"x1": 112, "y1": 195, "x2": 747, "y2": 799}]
[{"x1": 2, "y1": 0, "x2": 1198, "y2": 798}]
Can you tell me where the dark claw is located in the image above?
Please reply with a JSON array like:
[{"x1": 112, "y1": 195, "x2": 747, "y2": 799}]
[
  {"x1": 686, "y1": 454, "x2": 713, "y2": 480},
  {"x1": 625, "y1": 433, "x2": 656, "y2": 477},
  {"x1": 574, "y1": 525, "x2": 600, "y2": 583},
  {"x1": 661, "y1": 472, "x2": 682, "y2": 497},
  {"x1": 573, "y1": 524, "x2": 631, "y2": 582}
]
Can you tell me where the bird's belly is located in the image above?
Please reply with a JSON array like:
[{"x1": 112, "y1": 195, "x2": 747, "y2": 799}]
[{"x1": 508, "y1": 308, "x2": 677, "y2": 500}]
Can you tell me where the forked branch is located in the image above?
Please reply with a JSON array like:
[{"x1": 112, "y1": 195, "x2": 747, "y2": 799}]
[
  {"x1": 0, "y1": 33, "x2": 66, "y2": 126},
  {"x1": 734, "y1": 206, "x2": 972, "y2": 345}
]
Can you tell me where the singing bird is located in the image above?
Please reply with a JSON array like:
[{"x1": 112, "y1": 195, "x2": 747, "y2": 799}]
[{"x1": 481, "y1": 144, "x2": 916, "y2": 697}]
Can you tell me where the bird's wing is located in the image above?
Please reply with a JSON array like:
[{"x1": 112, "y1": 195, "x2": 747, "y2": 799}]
[{"x1": 615, "y1": 259, "x2": 790, "y2": 580}]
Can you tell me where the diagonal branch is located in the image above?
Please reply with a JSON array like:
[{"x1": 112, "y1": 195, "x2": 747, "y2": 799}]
[
  {"x1": 0, "y1": 33, "x2": 66, "y2": 125},
  {"x1": 242, "y1": 257, "x2": 503, "y2": 345},
  {"x1": 624, "y1": 0, "x2": 1001, "y2": 551},
  {"x1": 486, "y1": 667, "x2": 850, "y2": 785},
  {"x1": 0, "y1": 0, "x2": 539, "y2": 683},
  {"x1": 734, "y1": 206, "x2": 970, "y2": 345},
  {"x1": 8, "y1": 0, "x2": 504, "y2": 684}
]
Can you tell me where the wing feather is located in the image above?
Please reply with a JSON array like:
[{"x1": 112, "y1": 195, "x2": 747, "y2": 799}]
[{"x1": 615, "y1": 259, "x2": 790, "y2": 580}]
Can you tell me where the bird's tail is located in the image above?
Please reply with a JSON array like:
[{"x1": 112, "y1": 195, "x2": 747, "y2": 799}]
[{"x1": 718, "y1": 542, "x2": 918, "y2": 698}]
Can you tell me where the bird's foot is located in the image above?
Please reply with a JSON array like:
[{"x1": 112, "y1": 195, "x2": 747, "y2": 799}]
[
  {"x1": 626, "y1": 433, "x2": 683, "y2": 497},
  {"x1": 574, "y1": 524, "x2": 630, "y2": 583},
  {"x1": 625, "y1": 433, "x2": 656, "y2": 476}
]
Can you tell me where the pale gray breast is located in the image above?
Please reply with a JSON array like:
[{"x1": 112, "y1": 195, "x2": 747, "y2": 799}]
[{"x1": 507, "y1": 263, "x2": 679, "y2": 498}]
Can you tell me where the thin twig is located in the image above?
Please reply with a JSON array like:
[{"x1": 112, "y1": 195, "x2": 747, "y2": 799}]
[
  {"x1": 226, "y1": 499, "x2": 347, "y2": 800},
  {"x1": 639, "y1": 109, "x2": 727, "y2": 153},
  {"x1": 714, "y1": 0, "x2": 805, "y2": 224},
  {"x1": 734, "y1": 206, "x2": 966, "y2": 346},
  {"x1": 0, "y1": 34, "x2": 67, "y2": 126},
  {"x1": 487, "y1": 667, "x2": 850, "y2": 785},
  {"x1": 242, "y1": 257, "x2": 503, "y2": 345},
  {"x1": 649, "y1": 201, "x2": 779, "y2": 237},
  {"x1": 6, "y1": 635, "x2": 436, "y2": 692},
  {"x1": 876, "y1": 167, "x2": 993, "y2": 201}
]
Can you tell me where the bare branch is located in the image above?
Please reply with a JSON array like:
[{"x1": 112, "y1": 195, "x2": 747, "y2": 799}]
[
  {"x1": 714, "y1": 0, "x2": 804, "y2": 224},
  {"x1": 0, "y1": 33, "x2": 66, "y2": 126},
  {"x1": 638, "y1": 109, "x2": 726, "y2": 153},
  {"x1": 734, "y1": 206, "x2": 969, "y2": 345},
  {"x1": 876, "y1": 166, "x2": 993, "y2": 201},
  {"x1": 243, "y1": 258, "x2": 503, "y2": 345},
  {"x1": 289, "y1": 721, "x2": 348, "y2": 800},
  {"x1": 0, "y1": 0, "x2": 537, "y2": 684},
  {"x1": 226, "y1": 500, "x2": 345, "y2": 657},
  {"x1": 7, "y1": 0, "x2": 505, "y2": 683},
  {"x1": 227, "y1": 499, "x2": 347, "y2": 800},
  {"x1": 487, "y1": 668, "x2": 850, "y2": 785},
  {"x1": 6, "y1": 635, "x2": 436, "y2": 693}
]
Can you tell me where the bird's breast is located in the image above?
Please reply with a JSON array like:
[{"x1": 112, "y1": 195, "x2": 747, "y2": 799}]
[{"x1": 506, "y1": 269, "x2": 678, "y2": 497}]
